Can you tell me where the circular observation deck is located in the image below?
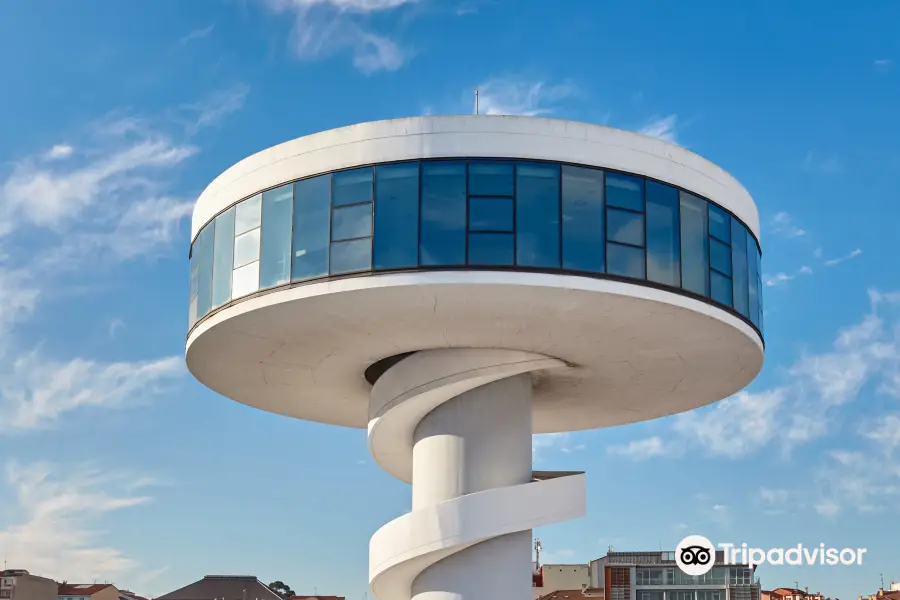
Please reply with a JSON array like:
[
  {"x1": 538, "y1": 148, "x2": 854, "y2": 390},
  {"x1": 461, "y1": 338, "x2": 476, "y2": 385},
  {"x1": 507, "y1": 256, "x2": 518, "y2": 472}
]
[{"x1": 185, "y1": 115, "x2": 765, "y2": 435}]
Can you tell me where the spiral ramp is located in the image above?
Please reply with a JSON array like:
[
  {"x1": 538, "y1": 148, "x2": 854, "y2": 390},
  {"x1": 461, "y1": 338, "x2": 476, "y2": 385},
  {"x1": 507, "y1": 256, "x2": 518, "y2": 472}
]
[{"x1": 368, "y1": 348, "x2": 587, "y2": 600}]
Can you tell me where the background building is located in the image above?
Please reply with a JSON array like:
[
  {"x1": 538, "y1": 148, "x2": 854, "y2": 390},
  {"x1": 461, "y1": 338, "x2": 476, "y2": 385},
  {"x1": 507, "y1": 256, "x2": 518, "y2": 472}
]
[
  {"x1": 156, "y1": 575, "x2": 283, "y2": 600},
  {"x1": 1, "y1": 570, "x2": 58, "y2": 600},
  {"x1": 58, "y1": 584, "x2": 120, "y2": 600},
  {"x1": 589, "y1": 551, "x2": 760, "y2": 600},
  {"x1": 533, "y1": 564, "x2": 592, "y2": 599}
]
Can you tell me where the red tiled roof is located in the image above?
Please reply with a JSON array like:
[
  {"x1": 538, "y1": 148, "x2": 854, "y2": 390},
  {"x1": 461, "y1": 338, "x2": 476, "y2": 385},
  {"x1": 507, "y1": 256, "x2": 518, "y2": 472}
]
[
  {"x1": 536, "y1": 590, "x2": 604, "y2": 600},
  {"x1": 59, "y1": 584, "x2": 115, "y2": 596}
]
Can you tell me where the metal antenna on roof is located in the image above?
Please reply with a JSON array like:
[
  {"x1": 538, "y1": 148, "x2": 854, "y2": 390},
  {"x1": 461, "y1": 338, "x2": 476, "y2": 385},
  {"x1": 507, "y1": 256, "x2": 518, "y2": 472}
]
[{"x1": 475, "y1": 89, "x2": 479, "y2": 115}]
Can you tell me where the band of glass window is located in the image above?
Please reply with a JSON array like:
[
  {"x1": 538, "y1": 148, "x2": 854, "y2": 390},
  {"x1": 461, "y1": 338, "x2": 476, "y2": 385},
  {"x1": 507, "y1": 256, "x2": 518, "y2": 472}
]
[
  {"x1": 634, "y1": 566, "x2": 754, "y2": 587},
  {"x1": 188, "y1": 159, "x2": 764, "y2": 338}
]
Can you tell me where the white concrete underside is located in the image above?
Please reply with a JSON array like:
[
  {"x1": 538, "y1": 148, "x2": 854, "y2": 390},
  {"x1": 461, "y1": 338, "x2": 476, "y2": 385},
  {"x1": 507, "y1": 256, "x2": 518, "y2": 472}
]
[
  {"x1": 192, "y1": 115, "x2": 759, "y2": 242},
  {"x1": 186, "y1": 271, "x2": 764, "y2": 434},
  {"x1": 368, "y1": 350, "x2": 585, "y2": 600}
]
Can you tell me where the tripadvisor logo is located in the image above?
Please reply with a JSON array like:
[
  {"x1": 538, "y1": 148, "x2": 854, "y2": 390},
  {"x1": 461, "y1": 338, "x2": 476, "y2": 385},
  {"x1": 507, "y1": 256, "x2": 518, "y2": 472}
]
[
  {"x1": 676, "y1": 535, "x2": 715, "y2": 575},
  {"x1": 675, "y1": 535, "x2": 868, "y2": 572}
]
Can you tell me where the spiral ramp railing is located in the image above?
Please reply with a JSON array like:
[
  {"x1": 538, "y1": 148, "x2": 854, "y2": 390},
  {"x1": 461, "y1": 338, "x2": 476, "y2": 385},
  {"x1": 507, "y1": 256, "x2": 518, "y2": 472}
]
[{"x1": 367, "y1": 348, "x2": 587, "y2": 600}]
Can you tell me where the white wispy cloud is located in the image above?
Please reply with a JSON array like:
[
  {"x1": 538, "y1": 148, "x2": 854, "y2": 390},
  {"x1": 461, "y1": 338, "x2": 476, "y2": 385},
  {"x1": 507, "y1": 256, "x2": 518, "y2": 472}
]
[
  {"x1": 763, "y1": 272, "x2": 794, "y2": 287},
  {"x1": 0, "y1": 460, "x2": 160, "y2": 583},
  {"x1": 179, "y1": 83, "x2": 251, "y2": 134},
  {"x1": 43, "y1": 144, "x2": 74, "y2": 161},
  {"x1": 475, "y1": 77, "x2": 578, "y2": 116},
  {"x1": 803, "y1": 150, "x2": 843, "y2": 175},
  {"x1": 0, "y1": 88, "x2": 245, "y2": 430},
  {"x1": 639, "y1": 115, "x2": 679, "y2": 144},
  {"x1": 609, "y1": 289, "x2": 900, "y2": 461},
  {"x1": 262, "y1": 0, "x2": 416, "y2": 74},
  {"x1": 824, "y1": 248, "x2": 862, "y2": 266},
  {"x1": 178, "y1": 24, "x2": 215, "y2": 47},
  {"x1": 0, "y1": 352, "x2": 184, "y2": 431},
  {"x1": 769, "y1": 211, "x2": 807, "y2": 238},
  {"x1": 606, "y1": 436, "x2": 668, "y2": 460},
  {"x1": 874, "y1": 58, "x2": 893, "y2": 72},
  {"x1": 533, "y1": 432, "x2": 585, "y2": 459}
]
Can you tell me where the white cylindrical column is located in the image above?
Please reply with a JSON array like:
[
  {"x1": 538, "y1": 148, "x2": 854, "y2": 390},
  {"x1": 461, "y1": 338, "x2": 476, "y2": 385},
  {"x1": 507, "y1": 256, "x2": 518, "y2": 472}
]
[{"x1": 409, "y1": 373, "x2": 533, "y2": 600}]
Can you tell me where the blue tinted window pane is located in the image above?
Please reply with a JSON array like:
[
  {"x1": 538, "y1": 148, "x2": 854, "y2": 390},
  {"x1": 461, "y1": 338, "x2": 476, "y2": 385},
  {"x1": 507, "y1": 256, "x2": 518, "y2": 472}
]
[
  {"x1": 758, "y1": 248, "x2": 764, "y2": 334},
  {"x1": 374, "y1": 162, "x2": 418, "y2": 269},
  {"x1": 708, "y1": 204, "x2": 731, "y2": 243},
  {"x1": 562, "y1": 166, "x2": 604, "y2": 272},
  {"x1": 468, "y1": 233, "x2": 514, "y2": 265},
  {"x1": 212, "y1": 207, "x2": 235, "y2": 309},
  {"x1": 747, "y1": 237, "x2": 762, "y2": 329},
  {"x1": 710, "y1": 238, "x2": 732, "y2": 276},
  {"x1": 331, "y1": 238, "x2": 371, "y2": 274},
  {"x1": 606, "y1": 173, "x2": 644, "y2": 211},
  {"x1": 646, "y1": 181, "x2": 680, "y2": 287},
  {"x1": 195, "y1": 223, "x2": 215, "y2": 319},
  {"x1": 260, "y1": 184, "x2": 293, "y2": 289},
  {"x1": 607, "y1": 243, "x2": 645, "y2": 279},
  {"x1": 332, "y1": 203, "x2": 372, "y2": 241},
  {"x1": 421, "y1": 161, "x2": 466, "y2": 266},
  {"x1": 711, "y1": 270, "x2": 733, "y2": 307},
  {"x1": 235, "y1": 194, "x2": 262, "y2": 235},
  {"x1": 469, "y1": 197, "x2": 513, "y2": 231},
  {"x1": 469, "y1": 161, "x2": 513, "y2": 196},
  {"x1": 680, "y1": 192, "x2": 709, "y2": 296},
  {"x1": 607, "y1": 208, "x2": 644, "y2": 246},
  {"x1": 731, "y1": 221, "x2": 749, "y2": 317},
  {"x1": 189, "y1": 244, "x2": 200, "y2": 326},
  {"x1": 516, "y1": 162, "x2": 560, "y2": 267},
  {"x1": 292, "y1": 175, "x2": 331, "y2": 280},
  {"x1": 332, "y1": 167, "x2": 372, "y2": 206}
]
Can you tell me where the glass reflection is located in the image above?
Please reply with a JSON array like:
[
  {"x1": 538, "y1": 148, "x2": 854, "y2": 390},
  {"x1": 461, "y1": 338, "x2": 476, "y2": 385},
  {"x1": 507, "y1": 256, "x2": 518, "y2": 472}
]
[
  {"x1": 421, "y1": 161, "x2": 466, "y2": 266},
  {"x1": 232, "y1": 261, "x2": 259, "y2": 299},
  {"x1": 211, "y1": 207, "x2": 235, "y2": 309},
  {"x1": 709, "y1": 238, "x2": 732, "y2": 276},
  {"x1": 469, "y1": 197, "x2": 513, "y2": 231},
  {"x1": 331, "y1": 238, "x2": 371, "y2": 273},
  {"x1": 607, "y1": 242, "x2": 645, "y2": 279},
  {"x1": 708, "y1": 203, "x2": 731, "y2": 243},
  {"x1": 731, "y1": 220, "x2": 749, "y2": 317},
  {"x1": 680, "y1": 191, "x2": 709, "y2": 296},
  {"x1": 606, "y1": 173, "x2": 644, "y2": 211},
  {"x1": 374, "y1": 163, "x2": 418, "y2": 269},
  {"x1": 292, "y1": 175, "x2": 330, "y2": 281},
  {"x1": 468, "y1": 233, "x2": 514, "y2": 265},
  {"x1": 332, "y1": 203, "x2": 372, "y2": 241},
  {"x1": 607, "y1": 208, "x2": 644, "y2": 246},
  {"x1": 711, "y1": 270, "x2": 733, "y2": 306},
  {"x1": 468, "y1": 161, "x2": 513, "y2": 196},
  {"x1": 516, "y1": 162, "x2": 560, "y2": 267},
  {"x1": 235, "y1": 194, "x2": 261, "y2": 235},
  {"x1": 260, "y1": 184, "x2": 293, "y2": 289},
  {"x1": 562, "y1": 165, "x2": 604, "y2": 272},
  {"x1": 195, "y1": 223, "x2": 215, "y2": 321},
  {"x1": 646, "y1": 181, "x2": 680, "y2": 286},
  {"x1": 332, "y1": 167, "x2": 372, "y2": 207},
  {"x1": 233, "y1": 228, "x2": 260, "y2": 269}
]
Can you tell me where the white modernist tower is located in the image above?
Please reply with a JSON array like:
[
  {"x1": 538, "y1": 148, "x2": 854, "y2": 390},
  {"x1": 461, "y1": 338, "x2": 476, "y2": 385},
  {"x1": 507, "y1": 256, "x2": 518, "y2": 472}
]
[{"x1": 185, "y1": 116, "x2": 765, "y2": 600}]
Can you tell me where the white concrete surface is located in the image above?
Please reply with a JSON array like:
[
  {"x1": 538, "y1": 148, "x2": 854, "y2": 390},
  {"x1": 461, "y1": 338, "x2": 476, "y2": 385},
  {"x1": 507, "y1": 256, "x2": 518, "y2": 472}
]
[
  {"x1": 192, "y1": 115, "x2": 759, "y2": 241},
  {"x1": 368, "y1": 351, "x2": 585, "y2": 600},
  {"x1": 186, "y1": 270, "x2": 764, "y2": 434}
]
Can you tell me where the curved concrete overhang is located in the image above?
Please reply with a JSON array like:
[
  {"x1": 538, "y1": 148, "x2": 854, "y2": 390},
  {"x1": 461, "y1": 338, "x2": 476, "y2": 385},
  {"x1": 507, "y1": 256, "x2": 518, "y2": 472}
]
[
  {"x1": 191, "y1": 115, "x2": 759, "y2": 242},
  {"x1": 185, "y1": 270, "x2": 764, "y2": 433}
]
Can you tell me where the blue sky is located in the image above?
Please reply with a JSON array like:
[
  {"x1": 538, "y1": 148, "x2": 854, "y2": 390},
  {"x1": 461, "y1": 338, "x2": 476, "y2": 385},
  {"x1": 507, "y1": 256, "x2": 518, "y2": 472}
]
[{"x1": 0, "y1": 1, "x2": 899, "y2": 598}]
